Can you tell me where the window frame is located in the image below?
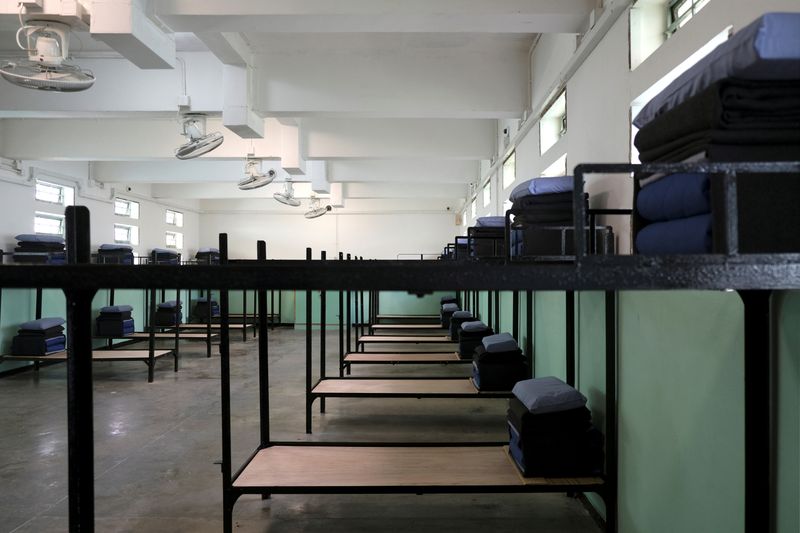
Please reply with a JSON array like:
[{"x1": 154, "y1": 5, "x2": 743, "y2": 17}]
[
  {"x1": 165, "y1": 230, "x2": 184, "y2": 250},
  {"x1": 35, "y1": 180, "x2": 74, "y2": 206},
  {"x1": 165, "y1": 209, "x2": 184, "y2": 228},
  {"x1": 667, "y1": 0, "x2": 710, "y2": 35},
  {"x1": 114, "y1": 223, "x2": 139, "y2": 246},
  {"x1": 34, "y1": 211, "x2": 66, "y2": 236},
  {"x1": 502, "y1": 151, "x2": 516, "y2": 189},
  {"x1": 114, "y1": 197, "x2": 140, "y2": 220}
]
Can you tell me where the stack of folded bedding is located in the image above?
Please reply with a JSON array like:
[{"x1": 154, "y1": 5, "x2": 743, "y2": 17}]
[
  {"x1": 471, "y1": 333, "x2": 527, "y2": 391},
  {"x1": 470, "y1": 216, "x2": 506, "y2": 258},
  {"x1": 12, "y1": 234, "x2": 66, "y2": 264},
  {"x1": 11, "y1": 317, "x2": 66, "y2": 355},
  {"x1": 457, "y1": 321, "x2": 493, "y2": 359},
  {"x1": 633, "y1": 13, "x2": 800, "y2": 253},
  {"x1": 195, "y1": 247, "x2": 220, "y2": 264},
  {"x1": 150, "y1": 247, "x2": 180, "y2": 265},
  {"x1": 449, "y1": 310, "x2": 474, "y2": 340},
  {"x1": 507, "y1": 377, "x2": 604, "y2": 477},
  {"x1": 440, "y1": 295, "x2": 458, "y2": 305},
  {"x1": 96, "y1": 305, "x2": 135, "y2": 336},
  {"x1": 97, "y1": 243, "x2": 134, "y2": 265},
  {"x1": 154, "y1": 300, "x2": 183, "y2": 326},
  {"x1": 193, "y1": 296, "x2": 220, "y2": 321},
  {"x1": 440, "y1": 302, "x2": 460, "y2": 329}
]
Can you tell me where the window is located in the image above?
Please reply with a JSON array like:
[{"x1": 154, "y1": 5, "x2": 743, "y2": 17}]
[
  {"x1": 667, "y1": 0, "x2": 710, "y2": 35},
  {"x1": 539, "y1": 90, "x2": 567, "y2": 155},
  {"x1": 503, "y1": 199, "x2": 513, "y2": 215},
  {"x1": 482, "y1": 182, "x2": 491, "y2": 208},
  {"x1": 35, "y1": 180, "x2": 74, "y2": 206},
  {"x1": 165, "y1": 231, "x2": 183, "y2": 250},
  {"x1": 114, "y1": 223, "x2": 139, "y2": 245},
  {"x1": 114, "y1": 198, "x2": 140, "y2": 219},
  {"x1": 502, "y1": 152, "x2": 516, "y2": 189},
  {"x1": 541, "y1": 154, "x2": 568, "y2": 178},
  {"x1": 165, "y1": 209, "x2": 184, "y2": 227},
  {"x1": 34, "y1": 212, "x2": 65, "y2": 236},
  {"x1": 470, "y1": 199, "x2": 477, "y2": 220}
]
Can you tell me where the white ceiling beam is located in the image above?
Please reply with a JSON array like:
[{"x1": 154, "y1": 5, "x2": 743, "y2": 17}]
[
  {"x1": 309, "y1": 160, "x2": 329, "y2": 193},
  {"x1": 303, "y1": 118, "x2": 495, "y2": 160},
  {"x1": 155, "y1": 0, "x2": 595, "y2": 33},
  {"x1": 222, "y1": 64, "x2": 264, "y2": 138},
  {"x1": 199, "y1": 197, "x2": 462, "y2": 214},
  {"x1": 328, "y1": 159, "x2": 478, "y2": 184},
  {"x1": 280, "y1": 123, "x2": 306, "y2": 175},
  {"x1": 345, "y1": 182, "x2": 466, "y2": 200},
  {"x1": 195, "y1": 32, "x2": 249, "y2": 66},
  {"x1": 91, "y1": 0, "x2": 175, "y2": 69},
  {"x1": 329, "y1": 183, "x2": 344, "y2": 208},
  {"x1": 151, "y1": 181, "x2": 323, "y2": 200}
]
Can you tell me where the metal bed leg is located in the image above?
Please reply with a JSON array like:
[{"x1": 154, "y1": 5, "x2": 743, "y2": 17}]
[
  {"x1": 242, "y1": 289, "x2": 248, "y2": 342},
  {"x1": 320, "y1": 251, "x2": 327, "y2": 414},
  {"x1": 305, "y1": 248, "x2": 314, "y2": 434},
  {"x1": 738, "y1": 290, "x2": 773, "y2": 533},
  {"x1": 339, "y1": 252, "x2": 345, "y2": 377},
  {"x1": 219, "y1": 233, "x2": 235, "y2": 533},
  {"x1": 566, "y1": 291, "x2": 575, "y2": 387},
  {"x1": 173, "y1": 288, "x2": 180, "y2": 372},
  {"x1": 526, "y1": 290, "x2": 533, "y2": 378},
  {"x1": 256, "y1": 242, "x2": 270, "y2": 447},
  {"x1": 148, "y1": 288, "x2": 156, "y2": 383},
  {"x1": 64, "y1": 206, "x2": 96, "y2": 532},
  {"x1": 604, "y1": 290, "x2": 618, "y2": 533}
]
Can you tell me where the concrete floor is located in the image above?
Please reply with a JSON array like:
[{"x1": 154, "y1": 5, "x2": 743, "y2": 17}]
[{"x1": 0, "y1": 328, "x2": 602, "y2": 532}]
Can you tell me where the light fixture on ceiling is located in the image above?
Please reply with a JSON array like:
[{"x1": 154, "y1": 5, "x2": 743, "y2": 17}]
[
  {"x1": 273, "y1": 180, "x2": 301, "y2": 207},
  {"x1": 238, "y1": 158, "x2": 276, "y2": 190},
  {"x1": 0, "y1": 20, "x2": 95, "y2": 92},
  {"x1": 175, "y1": 113, "x2": 224, "y2": 160},
  {"x1": 304, "y1": 197, "x2": 332, "y2": 219}
]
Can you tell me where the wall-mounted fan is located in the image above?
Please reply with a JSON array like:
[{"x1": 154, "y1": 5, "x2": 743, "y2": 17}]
[
  {"x1": 175, "y1": 113, "x2": 224, "y2": 160},
  {"x1": 238, "y1": 158, "x2": 276, "y2": 190},
  {"x1": 304, "y1": 197, "x2": 332, "y2": 219},
  {"x1": 0, "y1": 20, "x2": 94, "y2": 92},
  {"x1": 274, "y1": 180, "x2": 301, "y2": 207}
]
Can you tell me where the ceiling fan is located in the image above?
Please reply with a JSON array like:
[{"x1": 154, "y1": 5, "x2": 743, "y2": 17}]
[
  {"x1": 274, "y1": 180, "x2": 301, "y2": 207},
  {"x1": 0, "y1": 19, "x2": 94, "y2": 92},
  {"x1": 238, "y1": 158, "x2": 276, "y2": 190},
  {"x1": 304, "y1": 197, "x2": 332, "y2": 219},
  {"x1": 175, "y1": 113, "x2": 224, "y2": 160}
]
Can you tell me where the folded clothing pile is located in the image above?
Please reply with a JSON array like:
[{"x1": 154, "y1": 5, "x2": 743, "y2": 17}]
[
  {"x1": 150, "y1": 247, "x2": 180, "y2": 265},
  {"x1": 440, "y1": 302, "x2": 460, "y2": 329},
  {"x1": 154, "y1": 300, "x2": 183, "y2": 326},
  {"x1": 472, "y1": 333, "x2": 527, "y2": 391},
  {"x1": 470, "y1": 216, "x2": 506, "y2": 258},
  {"x1": 633, "y1": 13, "x2": 800, "y2": 253},
  {"x1": 458, "y1": 321, "x2": 493, "y2": 359},
  {"x1": 449, "y1": 310, "x2": 474, "y2": 341},
  {"x1": 12, "y1": 234, "x2": 66, "y2": 265},
  {"x1": 97, "y1": 243, "x2": 134, "y2": 265},
  {"x1": 440, "y1": 295, "x2": 458, "y2": 305},
  {"x1": 193, "y1": 296, "x2": 220, "y2": 321},
  {"x1": 195, "y1": 247, "x2": 220, "y2": 264},
  {"x1": 508, "y1": 377, "x2": 604, "y2": 477},
  {"x1": 11, "y1": 317, "x2": 66, "y2": 355},
  {"x1": 96, "y1": 305, "x2": 134, "y2": 336}
]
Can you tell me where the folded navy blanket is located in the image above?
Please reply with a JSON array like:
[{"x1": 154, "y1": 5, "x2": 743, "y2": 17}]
[
  {"x1": 461, "y1": 321, "x2": 489, "y2": 333},
  {"x1": 158, "y1": 300, "x2": 181, "y2": 309},
  {"x1": 15, "y1": 234, "x2": 65, "y2": 244},
  {"x1": 636, "y1": 214, "x2": 713, "y2": 254},
  {"x1": 637, "y1": 173, "x2": 710, "y2": 221},
  {"x1": 12, "y1": 334, "x2": 67, "y2": 355},
  {"x1": 482, "y1": 332, "x2": 519, "y2": 353},
  {"x1": 441, "y1": 303, "x2": 459, "y2": 312},
  {"x1": 512, "y1": 377, "x2": 587, "y2": 415},
  {"x1": 475, "y1": 216, "x2": 506, "y2": 228},
  {"x1": 510, "y1": 176, "x2": 574, "y2": 201},
  {"x1": 101, "y1": 305, "x2": 133, "y2": 314},
  {"x1": 18, "y1": 317, "x2": 66, "y2": 331},
  {"x1": 196, "y1": 247, "x2": 220, "y2": 254},
  {"x1": 99, "y1": 243, "x2": 133, "y2": 251}
]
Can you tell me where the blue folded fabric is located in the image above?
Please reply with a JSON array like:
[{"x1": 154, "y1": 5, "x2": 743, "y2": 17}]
[
  {"x1": 18, "y1": 317, "x2": 66, "y2": 331},
  {"x1": 99, "y1": 243, "x2": 133, "y2": 251},
  {"x1": 512, "y1": 377, "x2": 587, "y2": 415},
  {"x1": 452, "y1": 310, "x2": 473, "y2": 319},
  {"x1": 637, "y1": 173, "x2": 710, "y2": 221},
  {"x1": 482, "y1": 332, "x2": 519, "y2": 353},
  {"x1": 636, "y1": 214, "x2": 713, "y2": 254},
  {"x1": 46, "y1": 342, "x2": 66, "y2": 353},
  {"x1": 509, "y1": 176, "x2": 574, "y2": 201},
  {"x1": 475, "y1": 216, "x2": 506, "y2": 228},
  {"x1": 15, "y1": 234, "x2": 65, "y2": 244},
  {"x1": 441, "y1": 303, "x2": 459, "y2": 312},
  {"x1": 101, "y1": 305, "x2": 133, "y2": 313},
  {"x1": 45, "y1": 335, "x2": 66, "y2": 348},
  {"x1": 158, "y1": 300, "x2": 181, "y2": 309},
  {"x1": 461, "y1": 321, "x2": 489, "y2": 333},
  {"x1": 151, "y1": 247, "x2": 179, "y2": 255},
  {"x1": 197, "y1": 247, "x2": 220, "y2": 254}
]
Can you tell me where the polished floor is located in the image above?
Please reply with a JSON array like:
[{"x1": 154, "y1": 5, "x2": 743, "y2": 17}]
[{"x1": 0, "y1": 328, "x2": 601, "y2": 532}]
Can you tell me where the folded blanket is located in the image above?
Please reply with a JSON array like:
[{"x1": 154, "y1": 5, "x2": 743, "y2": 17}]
[
  {"x1": 12, "y1": 334, "x2": 67, "y2": 355},
  {"x1": 636, "y1": 173, "x2": 710, "y2": 221},
  {"x1": 441, "y1": 303, "x2": 459, "y2": 312},
  {"x1": 99, "y1": 243, "x2": 133, "y2": 251},
  {"x1": 101, "y1": 305, "x2": 133, "y2": 314},
  {"x1": 512, "y1": 377, "x2": 587, "y2": 415},
  {"x1": 18, "y1": 317, "x2": 66, "y2": 331},
  {"x1": 15, "y1": 234, "x2": 65, "y2": 244},
  {"x1": 461, "y1": 321, "x2": 489, "y2": 333},
  {"x1": 15, "y1": 242, "x2": 65, "y2": 252},
  {"x1": 509, "y1": 176, "x2": 574, "y2": 201},
  {"x1": 635, "y1": 214, "x2": 713, "y2": 254},
  {"x1": 440, "y1": 295, "x2": 457, "y2": 304},
  {"x1": 482, "y1": 332, "x2": 519, "y2": 353},
  {"x1": 475, "y1": 216, "x2": 506, "y2": 228},
  {"x1": 17, "y1": 326, "x2": 64, "y2": 338},
  {"x1": 637, "y1": 127, "x2": 800, "y2": 163},
  {"x1": 196, "y1": 247, "x2": 220, "y2": 254},
  {"x1": 157, "y1": 300, "x2": 181, "y2": 309},
  {"x1": 507, "y1": 397, "x2": 591, "y2": 436}
]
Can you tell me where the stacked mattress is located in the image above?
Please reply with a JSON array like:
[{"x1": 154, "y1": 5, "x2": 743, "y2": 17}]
[
  {"x1": 12, "y1": 234, "x2": 66, "y2": 264},
  {"x1": 96, "y1": 305, "x2": 134, "y2": 336},
  {"x1": 507, "y1": 377, "x2": 604, "y2": 477},
  {"x1": 457, "y1": 320, "x2": 493, "y2": 359},
  {"x1": 472, "y1": 333, "x2": 527, "y2": 391},
  {"x1": 193, "y1": 296, "x2": 220, "y2": 321},
  {"x1": 440, "y1": 302, "x2": 460, "y2": 329},
  {"x1": 449, "y1": 310, "x2": 474, "y2": 341},
  {"x1": 150, "y1": 247, "x2": 180, "y2": 265},
  {"x1": 469, "y1": 216, "x2": 506, "y2": 258},
  {"x1": 633, "y1": 12, "x2": 800, "y2": 253},
  {"x1": 11, "y1": 317, "x2": 66, "y2": 355},
  {"x1": 195, "y1": 247, "x2": 220, "y2": 264},
  {"x1": 97, "y1": 243, "x2": 134, "y2": 265},
  {"x1": 154, "y1": 300, "x2": 183, "y2": 326}
]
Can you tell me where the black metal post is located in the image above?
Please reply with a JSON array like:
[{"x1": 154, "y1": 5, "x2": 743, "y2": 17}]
[
  {"x1": 218, "y1": 233, "x2": 234, "y2": 533},
  {"x1": 494, "y1": 290, "x2": 500, "y2": 332},
  {"x1": 512, "y1": 291, "x2": 519, "y2": 342},
  {"x1": 359, "y1": 282, "x2": 365, "y2": 352},
  {"x1": 242, "y1": 289, "x2": 248, "y2": 342},
  {"x1": 738, "y1": 290, "x2": 773, "y2": 533},
  {"x1": 305, "y1": 248, "x2": 313, "y2": 434},
  {"x1": 566, "y1": 291, "x2": 575, "y2": 387},
  {"x1": 338, "y1": 252, "x2": 345, "y2": 377},
  {"x1": 270, "y1": 290, "x2": 275, "y2": 329},
  {"x1": 320, "y1": 251, "x2": 327, "y2": 414},
  {"x1": 173, "y1": 288, "x2": 180, "y2": 371},
  {"x1": 526, "y1": 290, "x2": 533, "y2": 378},
  {"x1": 487, "y1": 291, "x2": 493, "y2": 330},
  {"x1": 256, "y1": 241, "x2": 269, "y2": 446},
  {"x1": 346, "y1": 254, "x2": 352, "y2": 361},
  {"x1": 604, "y1": 291, "x2": 618, "y2": 533},
  {"x1": 148, "y1": 288, "x2": 156, "y2": 383},
  {"x1": 206, "y1": 286, "x2": 212, "y2": 358},
  {"x1": 64, "y1": 205, "x2": 96, "y2": 533}
]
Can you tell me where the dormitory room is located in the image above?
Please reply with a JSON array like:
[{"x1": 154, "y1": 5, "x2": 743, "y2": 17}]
[{"x1": 0, "y1": 1, "x2": 797, "y2": 532}]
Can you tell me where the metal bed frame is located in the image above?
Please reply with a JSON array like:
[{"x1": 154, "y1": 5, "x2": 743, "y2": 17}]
[{"x1": 0, "y1": 161, "x2": 795, "y2": 533}]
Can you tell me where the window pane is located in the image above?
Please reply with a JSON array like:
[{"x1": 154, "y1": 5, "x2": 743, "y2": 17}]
[
  {"x1": 470, "y1": 200, "x2": 476, "y2": 219},
  {"x1": 165, "y1": 231, "x2": 183, "y2": 249},
  {"x1": 502, "y1": 152, "x2": 516, "y2": 189},
  {"x1": 503, "y1": 199, "x2": 512, "y2": 214},
  {"x1": 34, "y1": 213, "x2": 64, "y2": 235},
  {"x1": 482, "y1": 183, "x2": 491, "y2": 207},
  {"x1": 114, "y1": 198, "x2": 140, "y2": 219},
  {"x1": 35, "y1": 181, "x2": 65, "y2": 204},
  {"x1": 166, "y1": 209, "x2": 184, "y2": 228},
  {"x1": 114, "y1": 223, "x2": 139, "y2": 245}
]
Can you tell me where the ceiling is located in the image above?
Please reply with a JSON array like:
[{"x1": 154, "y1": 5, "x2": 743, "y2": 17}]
[{"x1": 0, "y1": 0, "x2": 596, "y2": 213}]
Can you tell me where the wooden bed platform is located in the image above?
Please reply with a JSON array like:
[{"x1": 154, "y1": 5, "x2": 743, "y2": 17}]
[
  {"x1": 178, "y1": 323, "x2": 247, "y2": 330},
  {"x1": 376, "y1": 314, "x2": 439, "y2": 320},
  {"x1": 311, "y1": 377, "x2": 510, "y2": 397},
  {"x1": 2, "y1": 349, "x2": 172, "y2": 362},
  {"x1": 371, "y1": 324, "x2": 445, "y2": 330},
  {"x1": 358, "y1": 335, "x2": 454, "y2": 344},
  {"x1": 233, "y1": 445, "x2": 604, "y2": 492},
  {"x1": 344, "y1": 352, "x2": 466, "y2": 364},
  {"x1": 96, "y1": 332, "x2": 218, "y2": 340}
]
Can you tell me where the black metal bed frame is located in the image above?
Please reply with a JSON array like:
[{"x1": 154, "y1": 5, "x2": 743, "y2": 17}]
[{"x1": 0, "y1": 162, "x2": 796, "y2": 532}]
